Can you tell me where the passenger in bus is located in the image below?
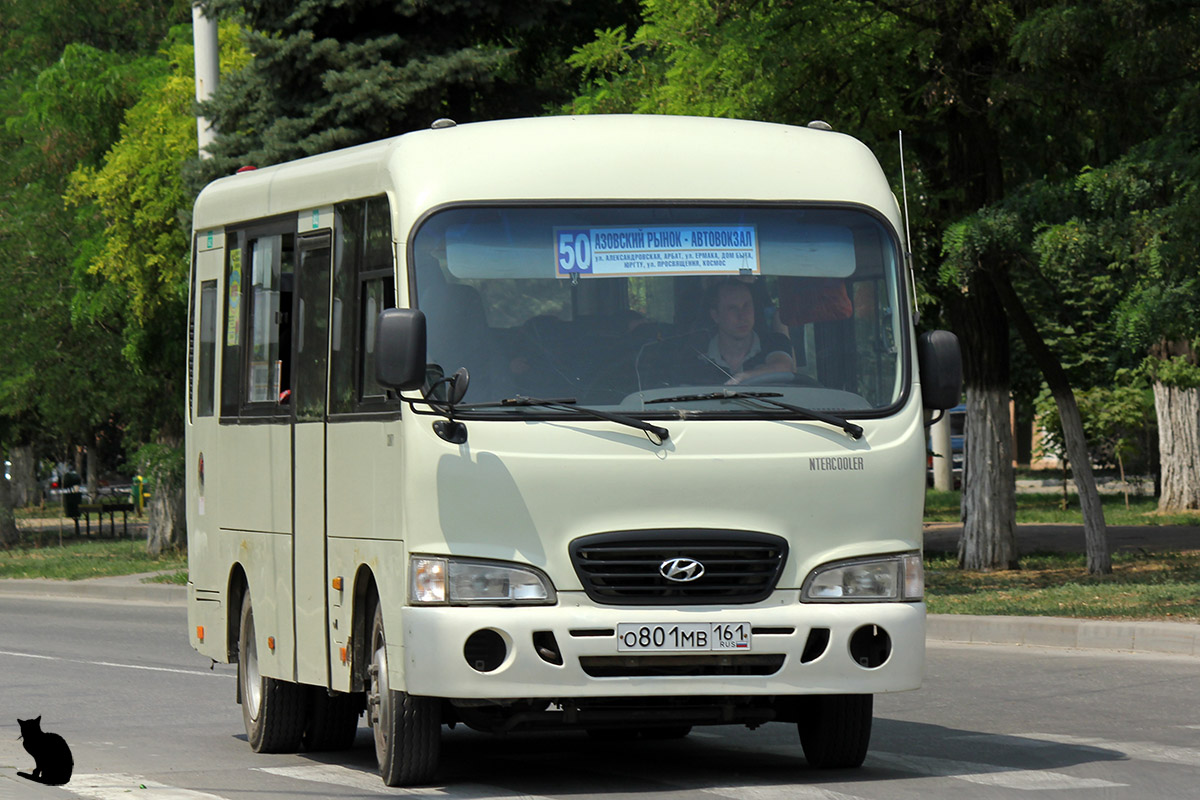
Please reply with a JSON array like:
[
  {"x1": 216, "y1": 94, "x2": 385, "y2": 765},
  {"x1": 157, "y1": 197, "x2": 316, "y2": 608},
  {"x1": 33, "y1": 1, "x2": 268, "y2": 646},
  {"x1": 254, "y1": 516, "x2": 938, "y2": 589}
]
[{"x1": 687, "y1": 279, "x2": 795, "y2": 385}]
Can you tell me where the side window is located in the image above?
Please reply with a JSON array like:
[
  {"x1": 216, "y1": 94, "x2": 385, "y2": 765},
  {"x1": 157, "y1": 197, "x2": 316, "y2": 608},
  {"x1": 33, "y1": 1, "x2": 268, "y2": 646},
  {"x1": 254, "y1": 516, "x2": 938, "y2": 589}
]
[
  {"x1": 246, "y1": 234, "x2": 294, "y2": 405},
  {"x1": 329, "y1": 203, "x2": 363, "y2": 414},
  {"x1": 221, "y1": 222, "x2": 295, "y2": 416},
  {"x1": 359, "y1": 275, "x2": 395, "y2": 402},
  {"x1": 221, "y1": 232, "x2": 244, "y2": 417},
  {"x1": 293, "y1": 234, "x2": 332, "y2": 422},
  {"x1": 197, "y1": 280, "x2": 218, "y2": 417},
  {"x1": 330, "y1": 195, "x2": 396, "y2": 413}
]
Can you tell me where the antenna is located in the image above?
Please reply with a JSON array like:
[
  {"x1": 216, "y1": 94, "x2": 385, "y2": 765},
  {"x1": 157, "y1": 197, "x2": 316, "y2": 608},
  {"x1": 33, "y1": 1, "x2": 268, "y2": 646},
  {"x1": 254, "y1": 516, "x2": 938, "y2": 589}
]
[{"x1": 898, "y1": 130, "x2": 919, "y2": 324}]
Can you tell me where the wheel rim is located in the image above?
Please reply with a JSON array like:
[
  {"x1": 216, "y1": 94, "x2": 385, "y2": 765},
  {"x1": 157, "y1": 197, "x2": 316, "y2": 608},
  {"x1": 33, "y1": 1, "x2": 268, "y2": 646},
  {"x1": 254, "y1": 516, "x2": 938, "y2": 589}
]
[
  {"x1": 242, "y1": 610, "x2": 263, "y2": 720},
  {"x1": 370, "y1": 621, "x2": 391, "y2": 761}
]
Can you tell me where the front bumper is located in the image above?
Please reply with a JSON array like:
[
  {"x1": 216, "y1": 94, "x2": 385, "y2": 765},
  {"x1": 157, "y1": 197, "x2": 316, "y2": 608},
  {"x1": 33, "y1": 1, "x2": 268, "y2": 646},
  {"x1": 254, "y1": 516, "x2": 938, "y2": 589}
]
[{"x1": 399, "y1": 592, "x2": 924, "y2": 698}]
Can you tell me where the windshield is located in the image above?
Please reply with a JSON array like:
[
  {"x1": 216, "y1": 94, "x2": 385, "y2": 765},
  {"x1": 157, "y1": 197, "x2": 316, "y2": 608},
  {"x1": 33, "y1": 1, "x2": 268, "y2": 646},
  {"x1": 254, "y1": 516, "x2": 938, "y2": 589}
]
[{"x1": 410, "y1": 206, "x2": 905, "y2": 416}]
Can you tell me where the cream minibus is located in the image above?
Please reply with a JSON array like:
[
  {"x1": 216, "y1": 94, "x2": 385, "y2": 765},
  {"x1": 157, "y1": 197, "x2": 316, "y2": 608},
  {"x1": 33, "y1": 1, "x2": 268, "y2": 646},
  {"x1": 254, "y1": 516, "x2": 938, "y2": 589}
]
[{"x1": 185, "y1": 114, "x2": 961, "y2": 786}]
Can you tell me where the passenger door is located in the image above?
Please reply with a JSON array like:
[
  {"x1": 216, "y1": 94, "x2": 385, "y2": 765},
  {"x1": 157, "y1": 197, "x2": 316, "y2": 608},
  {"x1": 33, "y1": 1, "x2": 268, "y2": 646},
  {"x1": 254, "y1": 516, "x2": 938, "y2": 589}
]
[{"x1": 292, "y1": 231, "x2": 333, "y2": 687}]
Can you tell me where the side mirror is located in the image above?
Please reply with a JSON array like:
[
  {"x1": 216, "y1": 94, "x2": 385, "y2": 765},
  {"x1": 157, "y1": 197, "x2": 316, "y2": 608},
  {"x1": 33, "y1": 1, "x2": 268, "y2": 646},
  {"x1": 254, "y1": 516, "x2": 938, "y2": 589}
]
[
  {"x1": 917, "y1": 330, "x2": 962, "y2": 411},
  {"x1": 375, "y1": 308, "x2": 427, "y2": 391}
]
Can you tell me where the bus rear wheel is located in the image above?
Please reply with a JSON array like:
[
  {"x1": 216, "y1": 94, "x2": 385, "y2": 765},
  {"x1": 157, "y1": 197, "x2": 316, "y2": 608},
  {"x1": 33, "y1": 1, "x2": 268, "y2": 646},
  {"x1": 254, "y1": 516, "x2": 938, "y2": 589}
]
[
  {"x1": 367, "y1": 603, "x2": 440, "y2": 786},
  {"x1": 238, "y1": 595, "x2": 308, "y2": 753},
  {"x1": 797, "y1": 694, "x2": 873, "y2": 769}
]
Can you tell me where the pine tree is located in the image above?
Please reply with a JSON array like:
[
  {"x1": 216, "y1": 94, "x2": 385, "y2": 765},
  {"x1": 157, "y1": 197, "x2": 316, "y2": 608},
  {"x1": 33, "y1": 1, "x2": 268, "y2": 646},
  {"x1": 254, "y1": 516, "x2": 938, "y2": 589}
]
[{"x1": 192, "y1": 0, "x2": 641, "y2": 185}]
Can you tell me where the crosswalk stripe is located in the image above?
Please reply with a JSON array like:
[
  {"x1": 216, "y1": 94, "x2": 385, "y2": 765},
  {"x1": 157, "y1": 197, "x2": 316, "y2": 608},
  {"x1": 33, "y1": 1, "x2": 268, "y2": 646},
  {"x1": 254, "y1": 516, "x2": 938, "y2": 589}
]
[
  {"x1": 701, "y1": 784, "x2": 869, "y2": 800},
  {"x1": 258, "y1": 762, "x2": 868, "y2": 800},
  {"x1": 256, "y1": 765, "x2": 554, "y2": 798},
  {"x1": 1016, "y1": 733, "x2": 1200, "y2": 768},
  {"x1": 871, "y1": 752, "x2": 1127, "y2": 790},
  {"x1": 67, "y1": 773, "x2": 228, "y2": 800}
]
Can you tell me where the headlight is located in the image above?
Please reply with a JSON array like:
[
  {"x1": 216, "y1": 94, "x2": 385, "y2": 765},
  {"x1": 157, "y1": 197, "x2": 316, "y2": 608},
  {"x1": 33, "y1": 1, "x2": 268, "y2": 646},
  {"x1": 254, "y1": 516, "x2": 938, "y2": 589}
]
[
  {"x1": 801, "y1": 553, "x2": 923, "y2": 602},
  {"x1": 410, "y1": 556, "x2": 557, "y2": 605}
]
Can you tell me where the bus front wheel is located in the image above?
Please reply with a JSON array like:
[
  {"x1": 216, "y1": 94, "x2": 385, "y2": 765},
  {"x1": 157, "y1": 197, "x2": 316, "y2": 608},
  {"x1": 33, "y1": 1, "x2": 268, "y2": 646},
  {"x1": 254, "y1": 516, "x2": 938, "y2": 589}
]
[
  {"x1": 797, "y1": 694, "x2": 872, "y2": 769},
  {"x1": 238, "y1": 595, "x2": 309, "y2": 752},
  {"x1": 367, "y1": 603, "x2": 440, "y2": 786}
]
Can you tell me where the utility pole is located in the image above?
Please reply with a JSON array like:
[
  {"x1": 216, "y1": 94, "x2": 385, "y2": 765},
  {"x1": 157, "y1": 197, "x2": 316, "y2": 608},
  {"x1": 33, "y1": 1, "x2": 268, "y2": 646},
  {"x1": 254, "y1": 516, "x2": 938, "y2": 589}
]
[{"x1": 192, "y1": 2, "x2": 219, "y2": 157}]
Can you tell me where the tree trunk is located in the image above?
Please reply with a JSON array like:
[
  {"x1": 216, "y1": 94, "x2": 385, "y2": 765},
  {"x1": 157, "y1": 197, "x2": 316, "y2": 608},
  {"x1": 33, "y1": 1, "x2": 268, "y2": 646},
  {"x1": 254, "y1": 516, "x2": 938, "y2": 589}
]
[
  {"x1": 947, "y1": 278, "x2": 1018, "y2": 571},
  {"x1": 992, "y1": 271, "x2": 1110, "y2": 574},
  {"x1": 146, "y1": 437, "x2": 186, "y2": 556},
  {"x1": 1153, "y1": 381, "x2": 1200, "y2": 511},
  {"x1": 0, "y1": 453, "x2": 18, "y2": 547},
  {"x1": 9, "y1": 444, "x2": 37, "y2": 507},
  {"x1": 86, "y1": 433, "x2": 101, "y2": 502},
  {"x1": 958, "y1": 383, "x2": 1018, "y2": 569}
]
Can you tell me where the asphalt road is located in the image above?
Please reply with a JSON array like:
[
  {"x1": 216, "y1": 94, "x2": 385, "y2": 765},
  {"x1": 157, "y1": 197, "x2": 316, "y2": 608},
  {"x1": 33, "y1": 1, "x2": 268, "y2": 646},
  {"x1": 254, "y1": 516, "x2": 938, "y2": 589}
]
[{"x1": 2, "y1": 596, "x2": 1199, "y2": 799}]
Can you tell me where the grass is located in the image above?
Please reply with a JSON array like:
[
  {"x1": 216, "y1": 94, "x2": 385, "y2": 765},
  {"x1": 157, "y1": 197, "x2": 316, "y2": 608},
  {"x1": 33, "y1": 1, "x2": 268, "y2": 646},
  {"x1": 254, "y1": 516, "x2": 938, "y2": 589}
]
[
  {"x1": 924, "y1": 489, "x2": 1200, "y2": 526},
  {"x1": 144, "y1": 568, "x2": 189, "y2": 585},
  {"x1": 924, "y1": 549, "x2": 1200, "y2": 621},
  {"x1": 0, "y1": 537, "x2": 186, "y2": 581}
]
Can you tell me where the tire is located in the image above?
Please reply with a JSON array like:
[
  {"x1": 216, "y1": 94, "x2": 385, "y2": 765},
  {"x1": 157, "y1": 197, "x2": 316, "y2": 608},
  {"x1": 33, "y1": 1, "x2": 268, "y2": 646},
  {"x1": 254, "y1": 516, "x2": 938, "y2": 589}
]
[
  {"x1": 367, "y1": 603, "x2": 440, "y2": 786},
  {"x1": 304, "y1": 688, "x2": 362, "y2": 751},
  {"x1": 238, "y1": 595, "x2": 309, "y2": 753},
  {"x1": 797, "y1": 694, "x2": 873, "y2": 769}
]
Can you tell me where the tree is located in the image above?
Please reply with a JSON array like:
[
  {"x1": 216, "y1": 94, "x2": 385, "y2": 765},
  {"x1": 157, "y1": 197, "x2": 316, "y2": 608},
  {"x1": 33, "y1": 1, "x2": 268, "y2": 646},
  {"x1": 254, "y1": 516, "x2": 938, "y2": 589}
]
[
  {"x1": 0, "y1": 0, "x2": 190, "y2": 543},
  {"x1": 191, "y1": 0, "x2": 641, "y2": 185},
  {"x1": 1034, "y1": 378, "x2": 1155, "y2": 508},
  {"x1": 67, "y1": 23, "x2": 249, "y2": 553},
  {"x1": 0, "y1": 42, "x2": 163, "y2": 518},
  {"x1": 568, "y1": 0, "x2": 1200, "y2": 572},
  {"x1": 567, "y1": 0, "x2": 1028, "y2": 568}
]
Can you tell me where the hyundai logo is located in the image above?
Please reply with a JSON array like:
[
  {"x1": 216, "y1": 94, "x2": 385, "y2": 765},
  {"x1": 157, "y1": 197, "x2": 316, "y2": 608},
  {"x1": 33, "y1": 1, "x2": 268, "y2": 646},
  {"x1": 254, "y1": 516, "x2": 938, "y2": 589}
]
[{"x1": 659, "y1": 557, "x2": 705, "y2": 582}]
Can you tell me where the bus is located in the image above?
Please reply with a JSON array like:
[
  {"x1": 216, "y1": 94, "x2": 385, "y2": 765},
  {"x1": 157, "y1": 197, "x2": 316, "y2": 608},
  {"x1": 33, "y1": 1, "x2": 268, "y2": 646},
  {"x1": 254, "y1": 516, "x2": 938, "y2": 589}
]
[{"x1": 185, "y1": 114, "x2": 961, "y2": 786}]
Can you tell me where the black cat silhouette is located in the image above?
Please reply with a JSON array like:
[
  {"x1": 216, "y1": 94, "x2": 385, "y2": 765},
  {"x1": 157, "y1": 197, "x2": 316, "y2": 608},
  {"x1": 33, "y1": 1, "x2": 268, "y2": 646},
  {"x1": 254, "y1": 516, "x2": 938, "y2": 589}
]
[{"x1": 17, "y1": 716, "x2": 73, "y2": 785}]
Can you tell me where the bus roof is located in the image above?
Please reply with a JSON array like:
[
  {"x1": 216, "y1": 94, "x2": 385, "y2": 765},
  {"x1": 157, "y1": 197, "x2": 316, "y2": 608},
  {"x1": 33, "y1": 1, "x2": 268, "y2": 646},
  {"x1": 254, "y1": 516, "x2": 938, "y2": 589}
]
[{"x1": 192, "y1": 115, "x2": 900, "y2": 238}]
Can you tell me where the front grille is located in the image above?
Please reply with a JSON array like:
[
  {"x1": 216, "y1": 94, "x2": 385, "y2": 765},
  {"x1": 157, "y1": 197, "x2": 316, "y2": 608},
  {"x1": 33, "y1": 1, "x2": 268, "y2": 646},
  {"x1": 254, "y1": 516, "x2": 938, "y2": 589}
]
[
  {"x1": 580, "y1": 654, "x2": 785, "y2": 678},
  {"x1": 569, "y1": 530, "x2": 787, "y2": 605}
]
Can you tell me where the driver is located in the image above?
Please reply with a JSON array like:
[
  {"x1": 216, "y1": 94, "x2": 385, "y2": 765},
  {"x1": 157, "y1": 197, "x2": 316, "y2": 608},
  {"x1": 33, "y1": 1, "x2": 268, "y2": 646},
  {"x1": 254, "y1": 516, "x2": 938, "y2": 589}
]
[{"x1": 689, "y1": 279, "x2": 795, "y2": 385}]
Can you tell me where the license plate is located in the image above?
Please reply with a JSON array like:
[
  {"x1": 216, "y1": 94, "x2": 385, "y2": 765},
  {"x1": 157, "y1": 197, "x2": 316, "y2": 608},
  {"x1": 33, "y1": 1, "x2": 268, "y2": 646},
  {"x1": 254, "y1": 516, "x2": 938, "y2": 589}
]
[{"x1": 616, "y1": 622, "x2": 752, "y2": 652}]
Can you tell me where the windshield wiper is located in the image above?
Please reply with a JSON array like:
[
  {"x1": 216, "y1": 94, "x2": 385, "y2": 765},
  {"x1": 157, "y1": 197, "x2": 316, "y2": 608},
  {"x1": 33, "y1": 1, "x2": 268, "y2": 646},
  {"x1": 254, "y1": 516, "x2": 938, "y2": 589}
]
[
  {"x1": 645, "y1": 390, "x2": 863, "y2": 440},
  {"x1": 459, "y1": 396, "x2": 670, "y2": 444}
]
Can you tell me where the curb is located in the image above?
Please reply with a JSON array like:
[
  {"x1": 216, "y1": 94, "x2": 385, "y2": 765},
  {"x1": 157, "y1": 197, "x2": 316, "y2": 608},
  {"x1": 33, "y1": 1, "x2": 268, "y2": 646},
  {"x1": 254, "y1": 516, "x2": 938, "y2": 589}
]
[
  {"x1": 927, "y1": 614, "x2": 1200, "y2": 657},
  {"x1": 0, "y1": 575, "x2": 185, "y2": 605}
]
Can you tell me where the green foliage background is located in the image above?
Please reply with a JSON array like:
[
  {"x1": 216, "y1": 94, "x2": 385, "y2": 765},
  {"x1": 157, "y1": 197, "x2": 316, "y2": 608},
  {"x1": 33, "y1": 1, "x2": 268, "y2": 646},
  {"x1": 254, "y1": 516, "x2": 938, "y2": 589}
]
[{"x1": 2, "y1": 0, "x2": 1200, "y2": 549}]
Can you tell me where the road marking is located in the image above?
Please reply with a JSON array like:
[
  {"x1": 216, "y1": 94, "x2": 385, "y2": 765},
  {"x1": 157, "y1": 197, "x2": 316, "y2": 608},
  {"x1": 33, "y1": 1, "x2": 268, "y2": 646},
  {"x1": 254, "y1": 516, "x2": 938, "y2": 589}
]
[
  {"x1": 1015, "y1": 733, "x2": 1200, "y2": 768},
  {"x1": 0, "y1": 648, "x2": 234, "y2": 680},
  {"x1": 0, "y1": 775, "x2": 34, "y2": 800},
  {"x1": 257, "y1": 765, "x2": 555, "y2": 798},
  {"x1": 702, "y1": 784, "x2": 868, "y2": 800},
  {"x1": 68, "y1": 773, "x2": 229, "y2": 800},
  {"x1": 871, "y1": 752, "x2": 1126, "y2": 790}
]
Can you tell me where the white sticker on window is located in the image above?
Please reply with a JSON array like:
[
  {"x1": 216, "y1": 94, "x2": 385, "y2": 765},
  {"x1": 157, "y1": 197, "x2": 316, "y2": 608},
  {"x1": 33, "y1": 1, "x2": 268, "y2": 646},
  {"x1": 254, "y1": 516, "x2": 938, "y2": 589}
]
[{"x1": 554, "y1": 225, "x2": 759, "y2": 278}]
